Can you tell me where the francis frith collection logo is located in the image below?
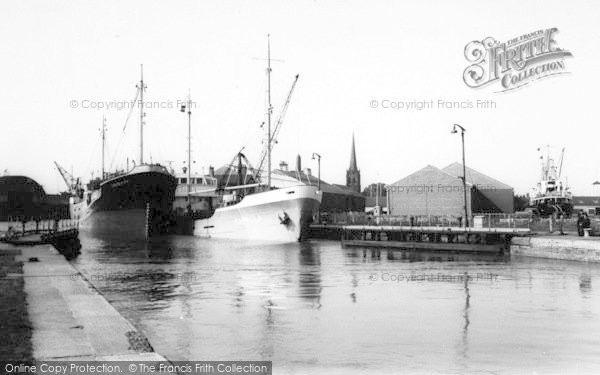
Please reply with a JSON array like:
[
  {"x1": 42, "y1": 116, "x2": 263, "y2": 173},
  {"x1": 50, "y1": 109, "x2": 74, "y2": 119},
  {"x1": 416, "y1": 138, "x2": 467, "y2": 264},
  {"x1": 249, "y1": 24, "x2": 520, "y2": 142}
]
[{"x1": 463, "y1": 28, "x2": 572, "y2": 92}]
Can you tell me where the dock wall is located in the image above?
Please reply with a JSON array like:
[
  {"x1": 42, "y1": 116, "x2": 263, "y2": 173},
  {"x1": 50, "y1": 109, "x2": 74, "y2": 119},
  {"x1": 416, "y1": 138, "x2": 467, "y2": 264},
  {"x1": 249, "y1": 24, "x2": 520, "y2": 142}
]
[
  {"x1": 511, "y1": 236, "x2": 600, "y2": 262},
  {"x1": 9, "y1": 243, "x2": 169, "y2": 361}
]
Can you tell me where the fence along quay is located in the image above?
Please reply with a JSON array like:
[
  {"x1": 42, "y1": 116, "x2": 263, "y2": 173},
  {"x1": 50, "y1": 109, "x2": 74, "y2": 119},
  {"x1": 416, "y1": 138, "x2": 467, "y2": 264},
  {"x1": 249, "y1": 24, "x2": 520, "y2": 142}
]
[{"x1": 310, "y1": 213, "x2": 531, "y2": 254}]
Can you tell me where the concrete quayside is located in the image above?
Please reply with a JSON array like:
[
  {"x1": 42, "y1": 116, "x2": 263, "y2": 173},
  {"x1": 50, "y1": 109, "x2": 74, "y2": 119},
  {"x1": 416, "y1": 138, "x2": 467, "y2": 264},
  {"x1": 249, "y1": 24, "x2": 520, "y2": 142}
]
[
  {"x1": 0, "y1": 241, "x2": 172, "y2": 366},
  {"x1": 512, "y1": 235, "x2": 600, "y2": 262},
  {"x1": 311, "y1": 223, "x2": 600, "y2": 262}
]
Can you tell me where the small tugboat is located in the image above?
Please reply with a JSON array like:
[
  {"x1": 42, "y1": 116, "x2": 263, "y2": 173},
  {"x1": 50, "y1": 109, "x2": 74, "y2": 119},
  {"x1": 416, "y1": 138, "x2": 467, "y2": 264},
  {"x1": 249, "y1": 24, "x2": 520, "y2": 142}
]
[{"x1": 529, "y1": 146, "x2": 573, "y2": 217}]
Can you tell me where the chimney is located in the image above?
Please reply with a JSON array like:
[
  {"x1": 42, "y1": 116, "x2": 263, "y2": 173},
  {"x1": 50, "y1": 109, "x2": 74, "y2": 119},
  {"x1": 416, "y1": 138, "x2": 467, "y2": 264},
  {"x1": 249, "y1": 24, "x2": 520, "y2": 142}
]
[
  {"x1": 296, "y1": 154, "x2": 302, "y2": 172},
  {"x1": 305, "y1": 168, "x2": 312, "y2": 176},
  {"x1": 279, "y1": 161, "x2": 288, "y2": 171},
  {"x1": 209, "y1": 166, "x2": 215, "y2": 177}
]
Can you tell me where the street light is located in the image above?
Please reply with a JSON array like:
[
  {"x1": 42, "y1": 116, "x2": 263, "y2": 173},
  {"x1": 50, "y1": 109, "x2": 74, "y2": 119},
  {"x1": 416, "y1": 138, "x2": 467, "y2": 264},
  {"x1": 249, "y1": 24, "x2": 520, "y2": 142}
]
[
  {"x1": 311, "y1": 152, "x2": 321, "y2": 191},
  {"x1": 452, "y1": 124, "x2": 469, "y2": 227},
  {"x1": 181, "y1": 91, "x2": 192, "y2": 206},
  {"x1": 312, "y1": 152, "x2": 322, "y2": 224}
]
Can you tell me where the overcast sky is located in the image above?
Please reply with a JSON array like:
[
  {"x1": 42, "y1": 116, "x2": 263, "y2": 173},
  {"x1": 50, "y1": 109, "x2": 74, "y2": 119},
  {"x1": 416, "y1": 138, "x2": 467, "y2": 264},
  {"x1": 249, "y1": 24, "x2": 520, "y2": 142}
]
[{"x1": 1, "y1": 0, "x2": 599, "y2": 195}]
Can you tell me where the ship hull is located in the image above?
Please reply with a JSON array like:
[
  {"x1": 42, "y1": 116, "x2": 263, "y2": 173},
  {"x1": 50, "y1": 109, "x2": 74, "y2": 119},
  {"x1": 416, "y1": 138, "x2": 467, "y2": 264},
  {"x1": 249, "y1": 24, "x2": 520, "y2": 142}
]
[
  {"x1": 193, "y1": 185, "x2": 322, "y2": 242},
  {"x1": 71, "y1": 165, "x2": 177, "y2": 237},
  {"x1": 530, "y1": 197, "x2": 573, "y2": 217},
  {"x1": 77, "y1": 208, "x2": 148, "y2": 237}
]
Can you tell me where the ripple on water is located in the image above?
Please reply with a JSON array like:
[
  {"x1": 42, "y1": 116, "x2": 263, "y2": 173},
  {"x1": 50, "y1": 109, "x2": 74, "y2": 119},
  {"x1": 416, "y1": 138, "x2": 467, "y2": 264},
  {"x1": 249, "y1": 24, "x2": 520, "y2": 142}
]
[{"x1": 73, "y1": 233, "x2": 600, "y2": 373}]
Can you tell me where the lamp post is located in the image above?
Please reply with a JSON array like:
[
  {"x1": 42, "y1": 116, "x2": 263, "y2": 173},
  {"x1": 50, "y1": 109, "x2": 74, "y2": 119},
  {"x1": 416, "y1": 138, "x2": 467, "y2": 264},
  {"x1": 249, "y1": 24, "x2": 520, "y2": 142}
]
[
  {"x1": 311, "y1": 152, "x2": 321, "y2": 191},
  {"x1": 312, "y1": 152, "x2": 322, "y2": 223},
  {"x1": 181, "y1": 91, "x2": 192, "y2": 203},
  {"x1": 451, "y1": 124, "x2": 469, "y2": 227}
]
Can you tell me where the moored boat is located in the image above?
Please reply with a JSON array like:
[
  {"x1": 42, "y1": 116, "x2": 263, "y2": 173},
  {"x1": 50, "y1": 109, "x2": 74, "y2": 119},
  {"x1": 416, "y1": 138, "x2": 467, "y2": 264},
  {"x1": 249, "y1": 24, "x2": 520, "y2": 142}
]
[
  {"x1": 529, "y1": 146, "x2": 573, "y2": 217},
  {"x1": 192, "y1": 36, "x2": 322, "y2": 242},
  {"x1": 57, "y1": 67, "x2": 177, "y2": 237},
  {"x1": 194, "y1": 184, "x2": 321, "y2": 242}
]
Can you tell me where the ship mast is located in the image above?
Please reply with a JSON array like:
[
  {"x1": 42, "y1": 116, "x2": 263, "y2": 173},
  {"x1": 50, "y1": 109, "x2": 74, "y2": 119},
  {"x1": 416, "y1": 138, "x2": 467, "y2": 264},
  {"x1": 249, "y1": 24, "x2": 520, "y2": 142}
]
[
  {"x1": 137, "y1": 64, "x2": 146, "y2": 165},
  {"x1": 267, "y1": 34, "x2": 272, "y2": 188}
]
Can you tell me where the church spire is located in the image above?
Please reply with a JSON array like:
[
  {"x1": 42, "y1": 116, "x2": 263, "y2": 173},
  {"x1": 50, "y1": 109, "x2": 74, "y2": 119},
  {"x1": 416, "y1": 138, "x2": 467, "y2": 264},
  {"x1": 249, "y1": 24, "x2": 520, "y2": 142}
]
[
  {"x1": 346, "y1": 133, "x2": 361, "y2": 193},
  {"x1": 349, "y1": 133, "x2": 358, "y2": 170}
]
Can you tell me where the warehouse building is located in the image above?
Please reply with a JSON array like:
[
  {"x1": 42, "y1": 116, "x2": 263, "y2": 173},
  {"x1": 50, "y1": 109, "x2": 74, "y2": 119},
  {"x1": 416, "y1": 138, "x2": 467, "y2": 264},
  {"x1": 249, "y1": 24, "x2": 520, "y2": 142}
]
[
  {"x1": 442, "y1": 162, "x2": 514, "y2": 213},
  {"x1": 0, "y1": 175, "x2": 69, "y2": 220},
  {"x1": 387, "y1": 164, "x2": 514, "y2": 217}
]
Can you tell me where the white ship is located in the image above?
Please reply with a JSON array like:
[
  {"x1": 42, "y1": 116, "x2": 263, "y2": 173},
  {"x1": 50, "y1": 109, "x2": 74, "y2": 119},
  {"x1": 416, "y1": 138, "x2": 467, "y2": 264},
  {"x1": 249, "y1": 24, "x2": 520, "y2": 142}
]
[
  {"x1": 194, "y1": 184, "x2": 321, "y2": 242},
  {"x1": 193, "y1": 37, "x2": 322, "y2": 242}
]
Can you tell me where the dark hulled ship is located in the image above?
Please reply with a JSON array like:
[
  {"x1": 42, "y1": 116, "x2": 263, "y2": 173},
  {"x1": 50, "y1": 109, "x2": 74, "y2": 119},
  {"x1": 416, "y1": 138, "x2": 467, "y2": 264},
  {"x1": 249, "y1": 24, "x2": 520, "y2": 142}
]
[
  {"x1": 58, "y1": 66, "x2": 176, "y2": 237},
  {"x1": 69, "y1": 164, "x2": 176, "y2": 237}
]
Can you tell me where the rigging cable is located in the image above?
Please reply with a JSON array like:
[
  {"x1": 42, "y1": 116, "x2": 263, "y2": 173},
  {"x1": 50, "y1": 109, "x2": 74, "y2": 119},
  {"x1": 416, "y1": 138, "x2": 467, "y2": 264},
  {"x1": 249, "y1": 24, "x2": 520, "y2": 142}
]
[{"x1": 109, "y1": 89, "x2": 139, "y2": 170}]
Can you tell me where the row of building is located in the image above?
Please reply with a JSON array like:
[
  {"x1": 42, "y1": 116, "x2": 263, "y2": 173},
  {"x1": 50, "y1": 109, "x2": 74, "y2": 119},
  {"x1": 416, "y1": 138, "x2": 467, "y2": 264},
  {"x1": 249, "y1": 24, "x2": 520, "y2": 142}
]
[
  {"x1": 262, "y1": 135, "x2": 512, "y2": 217},
  {"x1": 6, "y1": 134, "x2": 600, "y2": 221},
  {"x1": 269, "y1": 135, "x2": 599, "y2": 218}
]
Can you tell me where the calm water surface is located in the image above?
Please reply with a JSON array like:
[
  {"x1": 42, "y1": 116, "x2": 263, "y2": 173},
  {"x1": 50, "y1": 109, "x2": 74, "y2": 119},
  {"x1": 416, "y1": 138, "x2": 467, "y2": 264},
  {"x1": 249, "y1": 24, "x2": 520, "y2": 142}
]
[{"x1": 73, "y1": 234, "x2": 600, "y2": 374}]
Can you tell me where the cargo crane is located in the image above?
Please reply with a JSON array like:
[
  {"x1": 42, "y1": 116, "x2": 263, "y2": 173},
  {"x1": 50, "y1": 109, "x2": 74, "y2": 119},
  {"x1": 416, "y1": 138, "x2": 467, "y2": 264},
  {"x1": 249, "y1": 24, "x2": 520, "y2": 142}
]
[
  {"x1": 54, "y1": 161, "x2": 80, "y2": 195},
  {"x1": 254, "y1": 74, "x2": 300, "y2": 183}
]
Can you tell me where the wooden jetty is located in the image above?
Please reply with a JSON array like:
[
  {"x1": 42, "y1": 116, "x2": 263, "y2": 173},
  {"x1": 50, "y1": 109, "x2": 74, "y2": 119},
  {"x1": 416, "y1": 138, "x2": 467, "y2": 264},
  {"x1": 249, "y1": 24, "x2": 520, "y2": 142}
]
[
  {"x1": 310, "y1": 224, "x2": 531, "y2": 254},
  {"x1": 1, "y1": 220, "x2": 81, "y2": 259}
]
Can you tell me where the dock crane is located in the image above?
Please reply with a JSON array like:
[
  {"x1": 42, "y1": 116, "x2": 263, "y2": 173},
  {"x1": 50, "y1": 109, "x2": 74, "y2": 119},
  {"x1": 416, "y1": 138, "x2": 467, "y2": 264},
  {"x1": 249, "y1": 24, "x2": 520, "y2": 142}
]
[
  {"x1": 253, "y1": 74, "x2": 300, "y2": 182},
  {"x1": 54, "y1": 161, "x2": 80, "y2": 195}
]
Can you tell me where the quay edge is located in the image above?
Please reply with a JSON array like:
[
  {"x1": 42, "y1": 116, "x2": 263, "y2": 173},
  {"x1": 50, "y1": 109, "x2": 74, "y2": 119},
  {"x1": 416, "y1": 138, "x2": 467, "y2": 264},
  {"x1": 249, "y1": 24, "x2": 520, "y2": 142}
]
[
  {"x1": 4, "y1": 242, "x2": 172, "y2": 363},
  {"x1": 511, "y1": 236, "x2": 600, "y2": 262}
]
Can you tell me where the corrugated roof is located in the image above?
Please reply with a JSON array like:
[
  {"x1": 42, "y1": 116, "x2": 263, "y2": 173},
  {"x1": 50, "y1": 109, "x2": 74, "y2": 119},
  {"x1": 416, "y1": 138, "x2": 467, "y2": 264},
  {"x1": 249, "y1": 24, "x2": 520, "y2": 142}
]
[
  {"x1": 0, "y1": 175, "x2": 46, "y2": 195},
  {"x1": 442, "y1": 162, "x2": 512, "y2": 191},
  {"x1": 388, "y1": 165, "x2": 472, "y2": 187}
]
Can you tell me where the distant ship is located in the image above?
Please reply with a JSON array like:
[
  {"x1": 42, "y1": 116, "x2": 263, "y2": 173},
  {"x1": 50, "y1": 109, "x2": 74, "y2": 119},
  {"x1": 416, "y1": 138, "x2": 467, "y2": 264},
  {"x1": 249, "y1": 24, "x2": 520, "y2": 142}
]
[
  {"x1": 193, "y1": 37, "x2": 322, "y2": 242},
  {"x1": 529, "y1": 146, "x2": 573, "y2": 217},
  {"x1": 56, "y1": 67, "x2": 177, "y2": 237}
]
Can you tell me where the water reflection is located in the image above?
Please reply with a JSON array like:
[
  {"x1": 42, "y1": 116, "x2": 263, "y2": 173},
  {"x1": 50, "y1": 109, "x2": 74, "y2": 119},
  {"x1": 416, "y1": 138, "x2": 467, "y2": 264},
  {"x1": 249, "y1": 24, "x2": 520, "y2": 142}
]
[
  {"x1": 462, "y1": 272, "x2": 471, "y2": 360},
  {"x1": 75, "y1": 234, "x2": 195, "y2": 309},
  {"x1": 350, "y1": 248, "x2": 511, "y2": 264},
  {"x1": 580, "y1": 274, "x2": 592, "y2": 294},
  {"x1": 350, "y1": 272, "x2": 358, "y2": 303},
  {"x1": 70, "y1": 234, "x2": 600, "y2": 373},
  {"x1": 298, "y1": 242, "x2": 322, "y2": 309}
]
